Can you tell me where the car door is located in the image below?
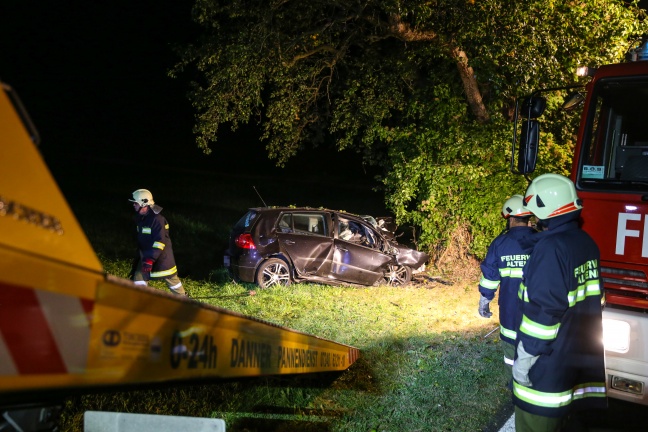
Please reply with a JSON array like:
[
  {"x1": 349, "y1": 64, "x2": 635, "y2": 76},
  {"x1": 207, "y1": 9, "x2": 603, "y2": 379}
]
[
  {"x1": 275, "y1": 211, "x2": 334, "y2": 277},
  {"x1": 330, "y1": 215, "x2": 392, "y2": 285}
]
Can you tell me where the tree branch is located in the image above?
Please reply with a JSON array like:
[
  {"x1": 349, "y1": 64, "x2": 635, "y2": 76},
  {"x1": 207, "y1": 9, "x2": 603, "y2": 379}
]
[
  {"x1": 384, "y1": 15, "x2": 490, "y2": 122},
  {"x1": 284, "y1": 45, "x2": 339, "y2": 67},
  {"x1": 387, "y1": 15, "x2": 437, "y2": 42},
  {"x1": 451, "y1": 46, "x2": 490, "y2": 123}
]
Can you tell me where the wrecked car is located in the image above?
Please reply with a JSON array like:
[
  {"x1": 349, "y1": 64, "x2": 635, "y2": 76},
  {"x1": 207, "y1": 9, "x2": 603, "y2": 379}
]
[{"x1": 224, "y1": 207, "x2": 429, "y2": 288}]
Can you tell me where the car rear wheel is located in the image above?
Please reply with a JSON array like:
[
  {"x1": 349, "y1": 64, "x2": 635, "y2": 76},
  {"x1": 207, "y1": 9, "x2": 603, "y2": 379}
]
[
  {"x1": 385, "y1": 264, "x2": 412, "y2": 286},
  {"x1": 256, "y1": 258, "x2": 291, "y2": 288}
]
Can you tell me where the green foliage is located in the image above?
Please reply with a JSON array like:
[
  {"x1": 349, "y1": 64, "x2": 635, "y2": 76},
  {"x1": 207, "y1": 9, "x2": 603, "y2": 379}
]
[{"x1": 174, "y1": 0, "x2": 648, "y2": 259}]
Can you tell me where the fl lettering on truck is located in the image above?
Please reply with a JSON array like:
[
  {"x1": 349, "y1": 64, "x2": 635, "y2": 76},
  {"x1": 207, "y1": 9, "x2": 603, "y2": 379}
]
[
  {"x1": 511, "y1": 36, "x2": 648, "y2": 406},
  {"x1": 0, "y1": 82, "x2": 359, "y2": 430},
  {"x1": 616, "y1": 211, "x2": 648, "y2": 257}
]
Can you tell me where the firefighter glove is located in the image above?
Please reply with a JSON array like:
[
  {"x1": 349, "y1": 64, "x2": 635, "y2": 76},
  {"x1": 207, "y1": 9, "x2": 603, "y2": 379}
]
[
  {"x1": 478, "y1": 295, "x2": 493, "y2": 318},
  {"x1": 142, "y1": 258, "x2": 154, "y2": 273},
  {"x1": 513, "y1": 341, "x2": 539, "y2": 387}
]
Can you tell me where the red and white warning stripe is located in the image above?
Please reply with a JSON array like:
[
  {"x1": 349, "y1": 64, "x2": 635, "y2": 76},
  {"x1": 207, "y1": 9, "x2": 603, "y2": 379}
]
[
  {"x1": 348, "y1": 347, "x2": 360, "y2": 365},
  {"x1": 0, "y1": 282, "x2": 93, "y2": 376}
]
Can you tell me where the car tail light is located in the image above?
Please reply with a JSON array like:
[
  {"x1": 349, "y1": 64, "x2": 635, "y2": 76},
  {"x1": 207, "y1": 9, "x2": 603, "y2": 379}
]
[{"x1": 235, "y1": 233, "x2": 256, "y2": 249}]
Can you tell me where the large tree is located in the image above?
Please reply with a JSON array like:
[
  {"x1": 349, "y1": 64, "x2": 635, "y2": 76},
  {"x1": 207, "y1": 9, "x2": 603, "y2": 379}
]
[{"x1": 173, "y1": 0, "x2": 647, "y2": 261}]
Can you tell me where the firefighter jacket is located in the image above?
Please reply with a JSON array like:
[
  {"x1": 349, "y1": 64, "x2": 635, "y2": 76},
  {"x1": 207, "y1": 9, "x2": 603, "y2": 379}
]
[
  {"x1": 479, "y1": 225, "x2": 535, "y2": 346},
  {"x1": 134, "y1": 205, "x2": 178, "y2": 279},
  {"x1": 513, "y1": 211, "x2": 606, "y2": 417}
]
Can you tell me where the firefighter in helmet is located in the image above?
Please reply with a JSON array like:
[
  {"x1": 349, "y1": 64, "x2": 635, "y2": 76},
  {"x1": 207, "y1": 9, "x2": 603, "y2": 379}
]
[
  {"x1": 478, "y1": 194, "x2": 535, "y2": 378},
  {"x1": 129, "y1": 189, "x2": 186, "y2": 295},
  {"x1": 513, "y1": 173, "x2": 606, "y2": 431}
]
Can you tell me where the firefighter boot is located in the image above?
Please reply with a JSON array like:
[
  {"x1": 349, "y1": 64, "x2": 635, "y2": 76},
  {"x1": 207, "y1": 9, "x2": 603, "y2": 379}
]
[{"x1": 171, "y1": 286, "x2": 187, "y2": 296}]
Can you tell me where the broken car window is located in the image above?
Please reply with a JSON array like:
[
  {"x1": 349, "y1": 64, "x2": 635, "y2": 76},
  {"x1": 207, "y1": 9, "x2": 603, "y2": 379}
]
[{"x1": 291, "y1": 213, "x2": 327, "y2": 236}]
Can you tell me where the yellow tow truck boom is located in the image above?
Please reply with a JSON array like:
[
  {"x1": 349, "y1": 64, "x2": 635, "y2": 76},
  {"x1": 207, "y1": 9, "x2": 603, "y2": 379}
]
[{"x1": 0, "y1": 82, "x2": 359, "y2": 430}]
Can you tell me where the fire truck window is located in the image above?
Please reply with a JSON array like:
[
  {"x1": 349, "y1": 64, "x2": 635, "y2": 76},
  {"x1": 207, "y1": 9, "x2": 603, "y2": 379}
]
[{"x1": 580, "y1": 78, "x2": 648, "y2": 189}]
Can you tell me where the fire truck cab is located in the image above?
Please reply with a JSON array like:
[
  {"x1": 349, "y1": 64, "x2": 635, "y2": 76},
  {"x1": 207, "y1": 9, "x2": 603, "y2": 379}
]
[{"x1": 513, "y1": 41, "x2": 648, "y2": 406}]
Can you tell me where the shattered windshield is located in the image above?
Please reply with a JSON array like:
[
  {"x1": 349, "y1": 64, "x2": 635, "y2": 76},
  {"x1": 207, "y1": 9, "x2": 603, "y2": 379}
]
[{"x1": 578, "y1": 77, "x2": 648, "y2": 192}]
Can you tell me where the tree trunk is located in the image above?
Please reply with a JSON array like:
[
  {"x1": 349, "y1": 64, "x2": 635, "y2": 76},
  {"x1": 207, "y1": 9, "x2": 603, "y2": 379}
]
[
  {"x1": 451, "y1": 46, "x2": 490, "y2": 123},
  {"x1": 386, "y1": 16, "x2": 490, "y2": 123}
]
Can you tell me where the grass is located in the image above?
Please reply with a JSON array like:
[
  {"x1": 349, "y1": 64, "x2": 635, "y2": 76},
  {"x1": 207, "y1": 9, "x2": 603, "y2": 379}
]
[{"x1": 47, "y1": 157, "x2": 512, "y2": 431}]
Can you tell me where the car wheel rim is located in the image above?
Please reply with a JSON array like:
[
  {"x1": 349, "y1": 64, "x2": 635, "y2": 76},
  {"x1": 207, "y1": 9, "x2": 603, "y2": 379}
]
[
  {"x1": 262, "y1": 263, "x2": 290, "y2": 287},
  {"x1": 387, "y1": 265, "x2": 408, "y2": 286}
]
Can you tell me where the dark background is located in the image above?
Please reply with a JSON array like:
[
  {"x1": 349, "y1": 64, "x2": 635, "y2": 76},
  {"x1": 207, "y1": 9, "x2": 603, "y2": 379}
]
[
  {"x1": 2, "y1": 1, "x2": 248, "y2": 168},
  {"x1": 1, "y1": 1, "x2": 373, "y2": 174}
]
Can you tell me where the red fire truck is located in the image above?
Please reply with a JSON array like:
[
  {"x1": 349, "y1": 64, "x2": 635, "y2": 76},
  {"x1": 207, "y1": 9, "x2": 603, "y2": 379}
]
[{"x1": 513, "y1": 40, "x2": 648, "y2": 406}]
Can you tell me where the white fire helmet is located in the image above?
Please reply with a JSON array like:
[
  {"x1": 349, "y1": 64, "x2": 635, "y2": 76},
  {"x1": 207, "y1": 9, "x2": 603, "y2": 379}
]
[
  {"x1": 523, "y1": 173, "x2": 582, "y2": 220},
  {"x1": 501, "y1": 194, "x2": 532, "y2": 219},
  {"x1": 129, "y1": 189, "x2": 155, "y2": 207}
]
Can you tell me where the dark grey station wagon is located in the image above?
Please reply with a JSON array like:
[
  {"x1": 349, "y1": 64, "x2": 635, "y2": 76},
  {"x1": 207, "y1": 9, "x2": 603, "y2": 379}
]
[{"x1": 224, "y1": 207, "x2": 429, "y2": 288}]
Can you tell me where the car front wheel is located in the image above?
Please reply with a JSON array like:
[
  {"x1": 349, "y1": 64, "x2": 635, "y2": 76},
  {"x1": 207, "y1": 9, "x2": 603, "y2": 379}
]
[
  {"x1": 385, "y1": 264, "x2": 412, "y2": 286},
  {"x1": 256, "y1": 258, "x2": 292, "y2": 288}
]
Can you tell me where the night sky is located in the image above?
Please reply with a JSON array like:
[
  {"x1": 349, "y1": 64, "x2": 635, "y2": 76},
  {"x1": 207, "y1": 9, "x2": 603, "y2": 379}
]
[
  {"x1": 2, "y1": 1, "x2": 203, "y2": 163},
  {"x1": 2, "y1": 0, "x2": 380, "y2": 203}
]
